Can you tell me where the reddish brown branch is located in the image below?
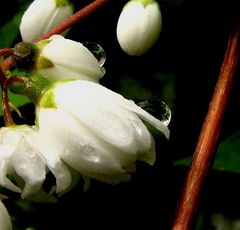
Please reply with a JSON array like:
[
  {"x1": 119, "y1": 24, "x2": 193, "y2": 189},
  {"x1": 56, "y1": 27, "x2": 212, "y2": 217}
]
[
  {"x1": 0, "y1": 48, "x2": 13, "y2": 57},
  {"x1": 172, "y1": 23, "x2": 240, "y2": 230},
  {"x1": 34, "y1": 0, "x2": 110, "y2": 42},
  {"x1": 0, "y1": 67, "x2": 14, "y2": 126}
]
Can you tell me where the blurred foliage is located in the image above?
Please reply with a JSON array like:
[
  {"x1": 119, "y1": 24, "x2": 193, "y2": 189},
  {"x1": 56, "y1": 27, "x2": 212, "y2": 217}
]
[
  {"x1": 175, "y1": 131, "x2": 240, "y2": 174},
  {"x1": 1, "y1": 0, "x2": 240, "y2": 229},
  {"x1": 0, "y1": 12, "x2": 22, "y2": 48}
]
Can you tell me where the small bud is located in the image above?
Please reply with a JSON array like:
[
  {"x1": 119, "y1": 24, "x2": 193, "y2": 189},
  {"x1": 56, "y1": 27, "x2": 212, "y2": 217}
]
[
  {"x1": 116, "y1": 0, "x2": 162, "y2": 56},
  {"x1": 13, "y1": 42, "x2": 36, "y2": 69},
  {"x1": 20, "y1": 0, "x2": 73, "y2": 42}
]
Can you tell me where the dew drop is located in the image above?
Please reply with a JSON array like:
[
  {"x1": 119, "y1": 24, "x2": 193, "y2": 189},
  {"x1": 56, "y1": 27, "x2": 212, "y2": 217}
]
[
  {"x1": 136, "y1": 98, "x2": 171, "y2": 126},
  {"x1": 101, "y1": 67, "x2": 106, "y2": 76},
  {"x1": 82, "y1": 41, "x2": 106, "y2": 66}
]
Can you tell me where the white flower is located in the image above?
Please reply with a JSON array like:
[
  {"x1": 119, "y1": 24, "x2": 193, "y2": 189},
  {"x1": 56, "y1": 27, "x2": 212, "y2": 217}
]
[
  {"x1": 35, "y1": 35, "x2": 105, "y2": 83},
  {"x1": 116, "y1": 0, "x2": 162, "y2": 56},
  {"x1": 20, "y1": 0, "x2": 73, "y2": 42},
  {"x1": 0, "y1": 200, "x2": 12, "y2": 230},
  {"x1": 36, "y1": 80, "x2": 170, "y2": 185},
  {"x1": 0, "y1": 125, "x2": 71, "y2": 201}
]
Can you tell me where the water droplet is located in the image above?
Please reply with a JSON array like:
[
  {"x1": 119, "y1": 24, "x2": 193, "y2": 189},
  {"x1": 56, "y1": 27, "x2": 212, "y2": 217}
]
[
  {"x1": 82, "y1": 41, "x2": 106, "y2": 66},
  {"x1": 100, "y1": 67, "x2": 106, "y2": 76},
  {"x1": 136, "y1": 98, "x2": 171, "y2": 126}
]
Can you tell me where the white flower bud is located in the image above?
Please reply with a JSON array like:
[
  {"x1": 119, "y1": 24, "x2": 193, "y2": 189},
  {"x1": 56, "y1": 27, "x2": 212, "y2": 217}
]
[
  {"x1": 37, "y1": 80, "x2": 169, "y2": 185},
  {"x1": 0, "y1": 200, "x2": 12, "y2": 230},
  {"x1": 116, "y1": 0, "x2": 162, "y2": 56},
  {"x1": 0, "y1": 125, "x2": 72, "y2": 202},
  {"x1": 35, "y1": 35, "x2": 105, "y2": 83},
  {"x1": 20, "y1": 0, "x2": 73, "y2": 42}
]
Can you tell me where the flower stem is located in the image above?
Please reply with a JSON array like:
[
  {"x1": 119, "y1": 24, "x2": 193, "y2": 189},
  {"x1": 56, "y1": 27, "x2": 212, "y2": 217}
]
[
  {"x1": 172, "y1": 22, "x2": 240, "y2": 230},
  {"x1": 0, "y1": 67, "x2": 14, "y2": 126},
  {"x1": 34, "y1": 0, "x2": 110, "y2": 42},
  {"x1": 0, "y1": 48, "x2": 13, "y2": 57}
]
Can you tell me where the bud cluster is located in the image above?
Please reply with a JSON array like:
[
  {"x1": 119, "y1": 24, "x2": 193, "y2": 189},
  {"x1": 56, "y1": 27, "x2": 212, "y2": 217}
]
[{"x1": 0, "y1": 2, "x2": 168, "y2": 227}]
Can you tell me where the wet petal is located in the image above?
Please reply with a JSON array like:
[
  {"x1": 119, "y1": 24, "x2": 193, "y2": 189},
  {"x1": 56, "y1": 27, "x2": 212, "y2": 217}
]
[
  {"x1": 11, "y1": 138, "x2": 46, "y2": 198},
  {"x1": 38, "y1": 108, "x2": 124, "y2": 175},
  {"x1": 37, "y1": 35, "x2": 104, "y2": 82},
  {"x1": 20, "y1": 0, "x2": 73, "y2": 42},
  {"x1": 0, "y1": 200, "x2": 13, "y2": 230},
  {"x1": 27, "y1": 130, "x2": 72, "y2": 194}
]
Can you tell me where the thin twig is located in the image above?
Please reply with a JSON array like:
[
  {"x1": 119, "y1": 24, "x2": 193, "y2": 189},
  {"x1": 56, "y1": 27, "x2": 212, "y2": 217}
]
[
  {"x1": 172, "y1": 23, "x2": 240, "y2": 230},
  {"x1": 0, "y1": 48, "x2": 13, "y2": 57},
  {"x1": 0, "y1": 67, "x2": 14, "y2": 126},
  {"x1": 34, "y1": 0, "x2": 110, "y2": 42}
]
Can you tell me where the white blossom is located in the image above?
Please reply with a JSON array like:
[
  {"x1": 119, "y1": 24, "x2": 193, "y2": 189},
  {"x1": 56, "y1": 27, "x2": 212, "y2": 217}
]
[
  {"x1": 0, "y1": 125, "x2": 71, "y2": 201},
  {"x1": 35, "y1": 35, "x2": 105, "y2": 83},
  {"x1": 36, "y1": 80, "x2": 170, "y2": 185},
  {"x1": 20, "y1": 0, "x2": 73, "y2": 42},
  {"x1": 116, "y1": 0, "x2": 162, "y2": 56},
  {"x1": 0, "y1": 200, "x2": 12, "y2": 230}
]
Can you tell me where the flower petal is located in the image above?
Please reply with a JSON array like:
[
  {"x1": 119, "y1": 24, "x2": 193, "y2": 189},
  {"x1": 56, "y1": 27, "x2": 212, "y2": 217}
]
[
  {"x1": 20, "y1": 0, "x2": 73, "y2": 42},
  {"x1": 38, "y1": 108, "x2": 125, "y2": 175},
  {"x1": 37, "y1": 35, "x2": 104, "y2": 82},
  {"x1": 27, "y1": 130, "x2": 72, "y2": 194},
  {"x1": 11, "y1": 137, "x2": 46, "y2": 198},
  {"x1": 0, "y1": 200, "x2": 13, "y2": 230},
  {"x1": 0, "y1": 128, "x2": 22, "y2": 193}
]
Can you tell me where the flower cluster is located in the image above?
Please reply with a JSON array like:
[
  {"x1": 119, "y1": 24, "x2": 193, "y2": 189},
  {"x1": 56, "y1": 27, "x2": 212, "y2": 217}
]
[{"x1": 0, "y1": 0, "x2": 167, "y2": 205}]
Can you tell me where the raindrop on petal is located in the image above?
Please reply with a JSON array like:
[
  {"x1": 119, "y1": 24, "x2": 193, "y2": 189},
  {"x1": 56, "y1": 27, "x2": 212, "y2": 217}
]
[
  {"x1": 136, "y1": 98, "x2": 171, "y2": 126},
  {"x1": 100, "y1": 67, "x2": 106, "y2": 76},
  {"x1": 82, "y1": 41, "x2": 106, "y2": 66}
]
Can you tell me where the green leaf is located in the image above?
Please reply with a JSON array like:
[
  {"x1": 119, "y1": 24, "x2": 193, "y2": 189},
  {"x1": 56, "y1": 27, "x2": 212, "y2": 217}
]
[
  {"x1": 212, "y1": 131, "x2": 240, "y2": 173},
  {"x1": 195, "y1": 212, "x2": 205, "y2": 230},
  {"x1": 0, "y1": 89, "x2": 30, "y2": 117},
  {"x1": 174, "y1": 155, "x2": 192, "y2": 167},
  {"x1": 0, "y1": 12, "x2": 23, "y2": 48},
  {"x1": 174, "y1": 131, "x2": 240, "y2": 174}
]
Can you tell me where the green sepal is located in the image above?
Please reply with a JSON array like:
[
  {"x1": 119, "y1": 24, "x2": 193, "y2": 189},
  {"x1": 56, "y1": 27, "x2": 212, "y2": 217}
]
[
  {"x1": 36, "y1": 39, "x2": 51, "y2": 50},
  {"x1": 37, "y1": 80, "x2": 73, "y2": 109},
  {"x1": 55, "y1": 0, "x2": 71, "y2": 7},
  {"x1": 127, "y1": 0, "x2": 157, "y2": 8},
  {"x1": 39, "y1": 89, "x2": 56, "y2": 108},
  {"x1": 9, "y1": 74, "x2": 53, "y2": 105},
  {"x1": 7, "y1": 68, "x2": 29, "y2": 78},
  {"x1": 37, "y1": 56, "x2": 54, "y2": 69}
]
